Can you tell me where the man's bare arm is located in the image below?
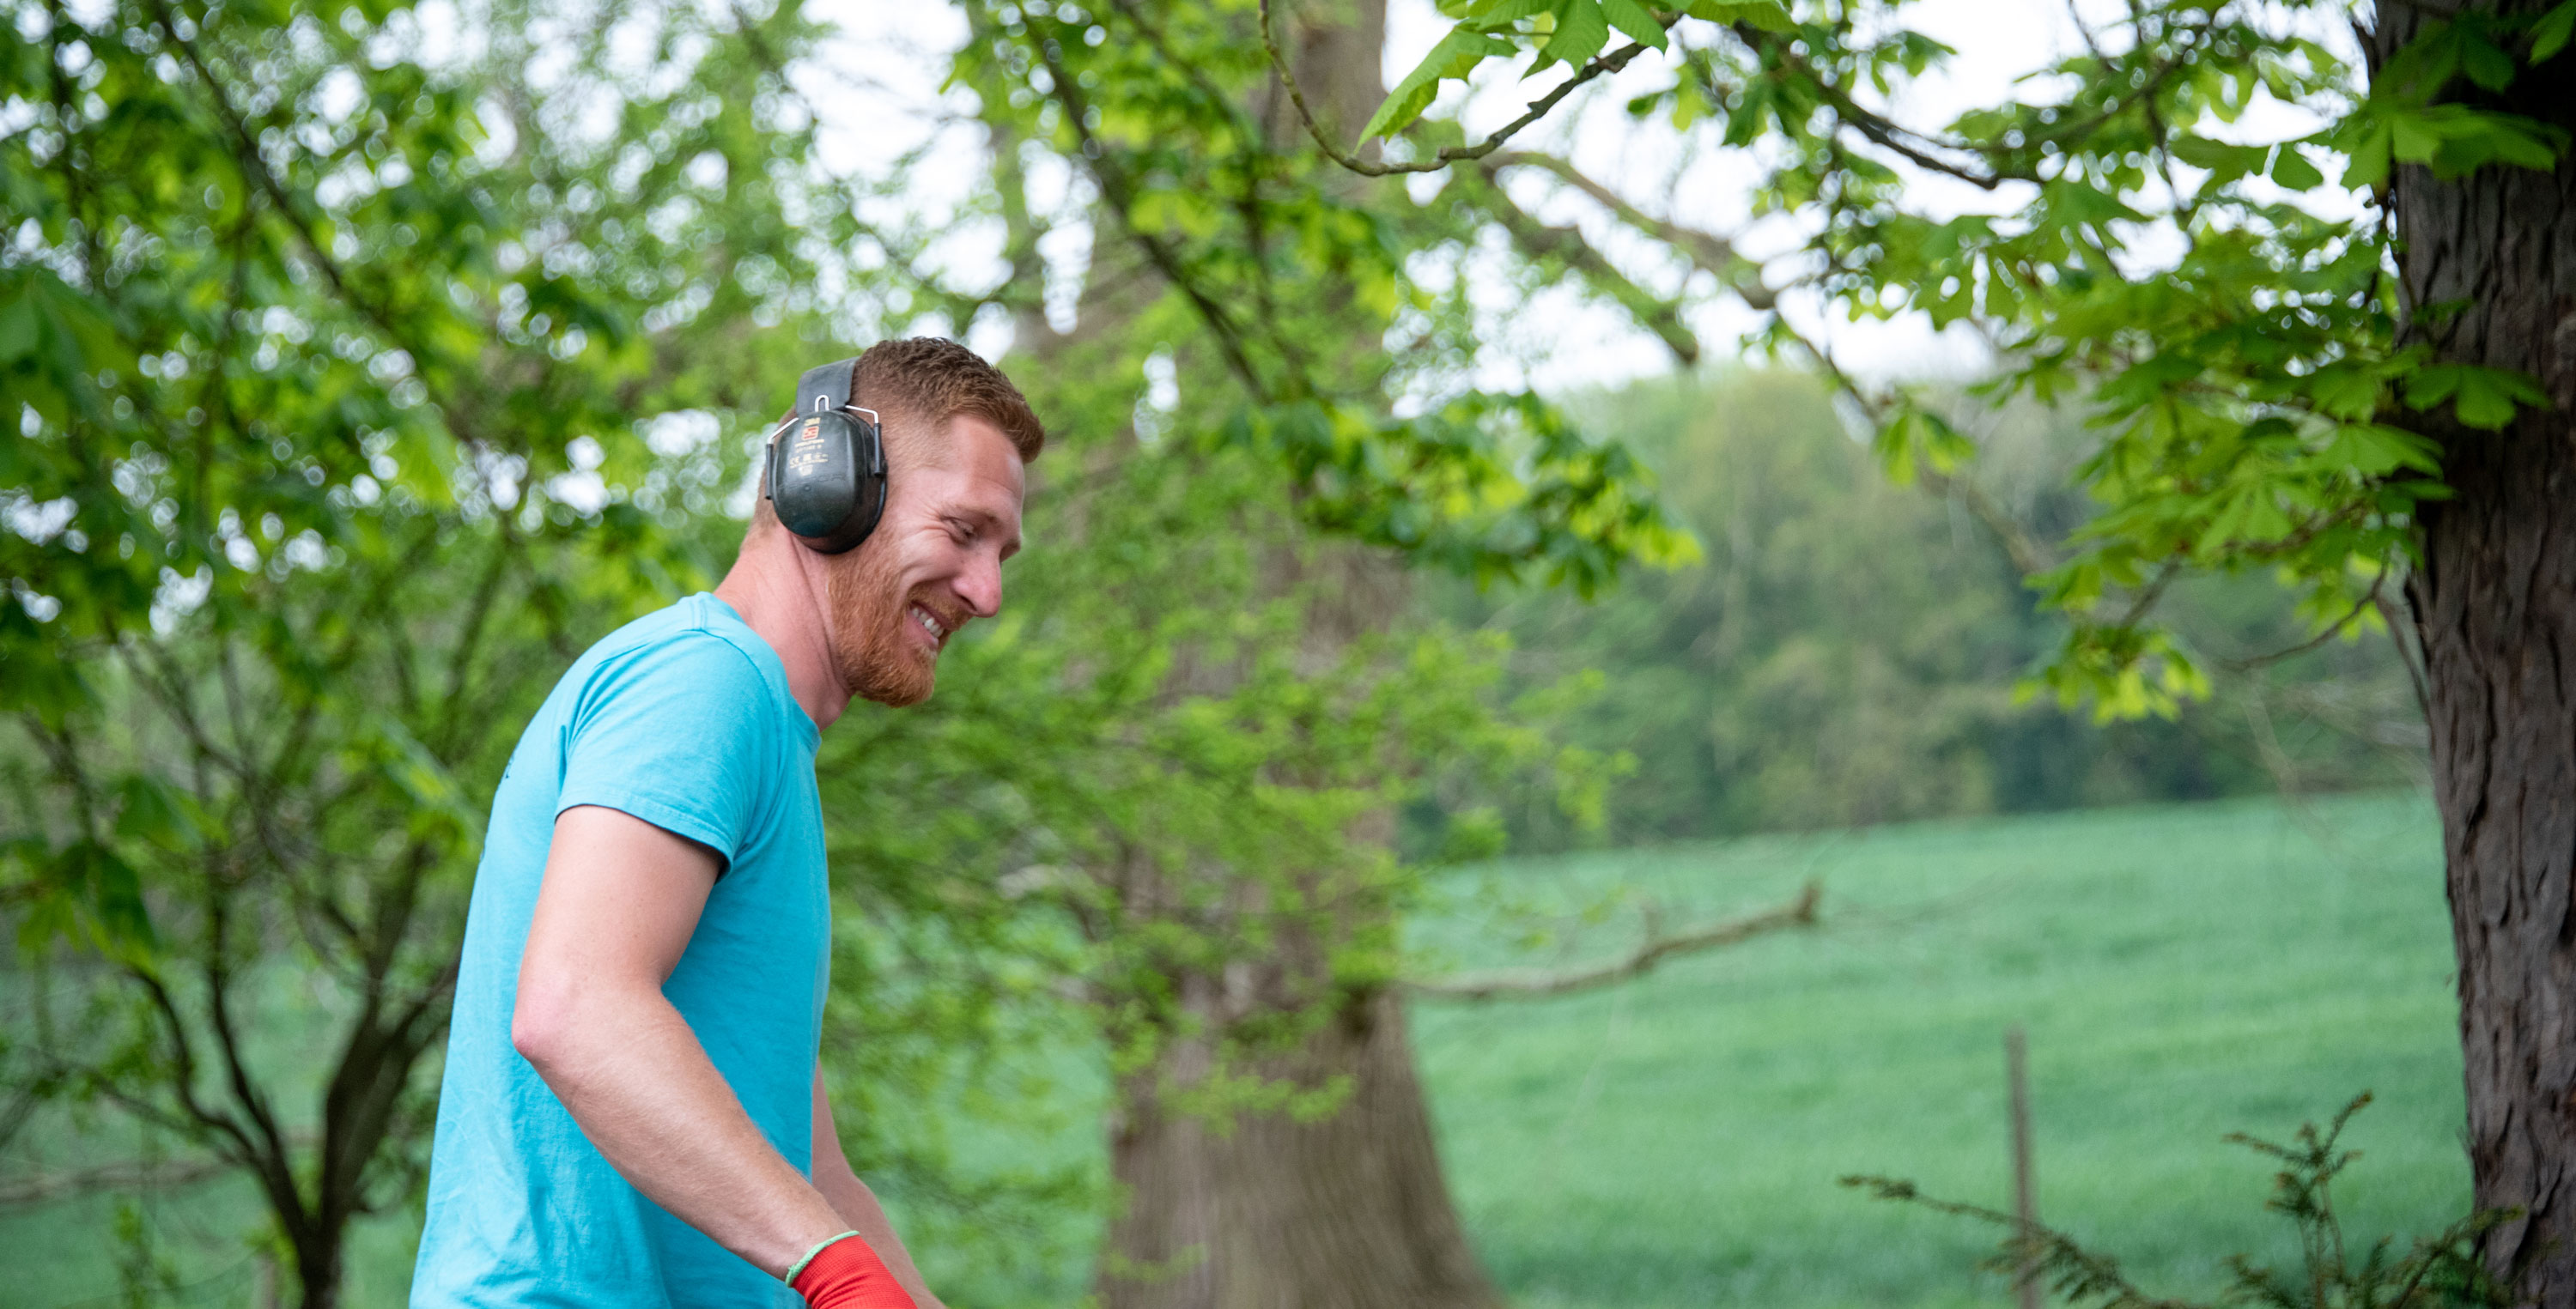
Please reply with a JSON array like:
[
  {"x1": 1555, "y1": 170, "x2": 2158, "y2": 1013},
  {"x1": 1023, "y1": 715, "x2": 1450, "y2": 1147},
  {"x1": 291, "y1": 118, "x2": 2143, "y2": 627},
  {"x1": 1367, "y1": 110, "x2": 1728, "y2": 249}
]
[
  {"x1": 811, "y1": 1070, "x2": 944, "y2": 1309},
  {"x1": 512, "y1": 804, "x2": 846, "y2": 1278}
]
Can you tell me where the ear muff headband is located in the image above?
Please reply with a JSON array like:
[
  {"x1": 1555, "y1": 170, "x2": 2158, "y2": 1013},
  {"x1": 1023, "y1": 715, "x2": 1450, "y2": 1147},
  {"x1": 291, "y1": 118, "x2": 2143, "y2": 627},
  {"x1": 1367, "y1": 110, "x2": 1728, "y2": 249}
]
[{"x1": 763, "y1": 357, "x2": 887, "y2": 555}]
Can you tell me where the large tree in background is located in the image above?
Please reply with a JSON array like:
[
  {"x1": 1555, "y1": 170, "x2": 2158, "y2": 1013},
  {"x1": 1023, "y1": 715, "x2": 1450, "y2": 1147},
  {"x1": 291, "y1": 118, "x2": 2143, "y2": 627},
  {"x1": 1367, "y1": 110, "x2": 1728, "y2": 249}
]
[
  {"x1": 866, "y1": 3, "x2": 1765, "y2": 1306},
  {"x1": 1255, "y1": 0, "x2": 2576, "y2": 1300},
  {"x1": 2366, "y1": 9, "x2": 2576, "y2": 1302}
]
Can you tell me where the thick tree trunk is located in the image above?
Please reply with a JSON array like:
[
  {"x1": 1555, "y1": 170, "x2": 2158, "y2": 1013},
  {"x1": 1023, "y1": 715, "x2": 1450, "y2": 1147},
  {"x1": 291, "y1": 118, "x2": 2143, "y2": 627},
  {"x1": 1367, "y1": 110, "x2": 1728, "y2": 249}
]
[
  {"x1": 1099, "y1": 987, "x2": 1503, "y2": 1309},
  {"x1": 2379, "y1": 6, "x2": 2576, "y2": 1304},
  {"x1": 1087, "y1": 3, "x2": 1503, "y2": 1305},
  {"x1": 1094, "y1": 552, "x2": 1504, "y2": 1309}
]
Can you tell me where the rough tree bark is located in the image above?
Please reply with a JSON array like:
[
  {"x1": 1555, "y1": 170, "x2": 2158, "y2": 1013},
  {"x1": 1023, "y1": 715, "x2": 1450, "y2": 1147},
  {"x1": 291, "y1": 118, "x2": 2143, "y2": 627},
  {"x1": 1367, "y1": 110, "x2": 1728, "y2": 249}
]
[
  {"x1": 1101, "y1": 980, "x2": 1502, "y2": 1309},
  {"x1": 1082, "y1": 3, "x2": 1511, "y2": 1306},
  {"x1": 1094, "y1": 520, "x2": 1509, "y2": 1308},
  {"x1": 2377, "y1": 5, "x2": 2576, "y2": 1304}
]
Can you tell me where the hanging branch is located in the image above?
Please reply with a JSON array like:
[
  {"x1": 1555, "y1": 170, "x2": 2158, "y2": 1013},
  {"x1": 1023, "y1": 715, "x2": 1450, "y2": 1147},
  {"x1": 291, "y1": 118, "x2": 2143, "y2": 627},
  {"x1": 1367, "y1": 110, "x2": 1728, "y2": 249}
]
[
  {"x1": 1257, "y1": 0, "x2": 1672, "y2": 177},
  {"x1": 2218, "y1": 570, "x2": 2389, "y2": 673},
  {"x1": 1467, "y1": 167, "x2": 1704, "y2": 365},
  {"x1": 1406, "y1": 882, "x2": 1820, "y2": 1002},
  {"x1": 1485, "y1": 150, "x2": 1777, "y2": 310}
]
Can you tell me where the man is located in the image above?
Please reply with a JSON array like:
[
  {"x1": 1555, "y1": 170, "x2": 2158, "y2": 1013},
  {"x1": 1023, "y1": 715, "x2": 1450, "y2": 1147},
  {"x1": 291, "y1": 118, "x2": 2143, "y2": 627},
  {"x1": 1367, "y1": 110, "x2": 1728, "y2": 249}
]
[{"x1": 410, "y1": 339, "x2": 1043, "y2": 1309}]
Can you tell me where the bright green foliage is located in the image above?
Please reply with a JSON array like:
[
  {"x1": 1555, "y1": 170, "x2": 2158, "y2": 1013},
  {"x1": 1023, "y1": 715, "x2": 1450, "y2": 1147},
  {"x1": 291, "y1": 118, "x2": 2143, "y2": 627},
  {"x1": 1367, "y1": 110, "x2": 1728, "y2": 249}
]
[
  {"x1": 2, "y1": 0, "x2": 1700, "y2": 1297},
  {"x1": 1, "y1": 0, "x2": 848, "y2": 942},
  {"x1": 948, "y1": 0, "x2": 1696, "y2": 597},
  {"x1": 0, "y1": 0, "x2": 883, "y2": 1294},
  {"x1": 1326, "y1": 0, "x2": 2576, "y2": 717}
]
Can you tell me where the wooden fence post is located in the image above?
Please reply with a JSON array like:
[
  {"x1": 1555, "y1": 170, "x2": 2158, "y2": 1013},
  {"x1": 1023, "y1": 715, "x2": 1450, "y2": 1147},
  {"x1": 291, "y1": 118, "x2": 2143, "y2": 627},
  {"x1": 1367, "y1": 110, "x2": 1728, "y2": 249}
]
[{"x1": 2008, "y1": 1025, "x2": 2040, "y2": 1309}]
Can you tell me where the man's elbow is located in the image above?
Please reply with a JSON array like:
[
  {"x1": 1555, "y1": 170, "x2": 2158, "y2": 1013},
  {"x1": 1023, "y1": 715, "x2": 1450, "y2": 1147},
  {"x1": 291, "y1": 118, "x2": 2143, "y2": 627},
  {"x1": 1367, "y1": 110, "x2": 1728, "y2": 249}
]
[{"x1": 510, "y1": 973, "x2": 583, "y2": 1071}]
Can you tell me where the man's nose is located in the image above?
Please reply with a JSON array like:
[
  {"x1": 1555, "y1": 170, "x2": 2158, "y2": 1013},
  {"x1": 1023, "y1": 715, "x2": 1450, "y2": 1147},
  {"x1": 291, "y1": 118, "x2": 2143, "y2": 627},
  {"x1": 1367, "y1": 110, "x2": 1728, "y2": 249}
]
[{"x1": 955, "y1": 554, "x2": 1003, "y2": 619}]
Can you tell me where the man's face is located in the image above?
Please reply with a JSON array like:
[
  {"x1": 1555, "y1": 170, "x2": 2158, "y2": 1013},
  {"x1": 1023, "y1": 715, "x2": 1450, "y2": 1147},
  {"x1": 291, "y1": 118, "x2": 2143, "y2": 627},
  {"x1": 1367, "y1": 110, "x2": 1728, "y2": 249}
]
[{"x1": 823, "y1": 414, "x2": 1025, "y2": 707}]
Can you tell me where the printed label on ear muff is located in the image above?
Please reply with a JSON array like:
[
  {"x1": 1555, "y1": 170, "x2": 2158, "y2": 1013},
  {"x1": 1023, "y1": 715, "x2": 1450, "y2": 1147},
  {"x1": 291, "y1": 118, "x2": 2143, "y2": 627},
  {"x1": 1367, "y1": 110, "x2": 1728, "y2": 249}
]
[{"x1": 787, "y1": 416, "x2": 829, "y2": 473}]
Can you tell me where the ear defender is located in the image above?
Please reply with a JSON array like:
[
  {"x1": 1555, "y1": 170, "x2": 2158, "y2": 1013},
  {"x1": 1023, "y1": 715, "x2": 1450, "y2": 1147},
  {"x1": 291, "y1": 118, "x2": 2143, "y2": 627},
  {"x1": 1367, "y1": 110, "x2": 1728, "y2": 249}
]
[{"x1": 763, "y1": 357, "x2": 887, "y2": 555}]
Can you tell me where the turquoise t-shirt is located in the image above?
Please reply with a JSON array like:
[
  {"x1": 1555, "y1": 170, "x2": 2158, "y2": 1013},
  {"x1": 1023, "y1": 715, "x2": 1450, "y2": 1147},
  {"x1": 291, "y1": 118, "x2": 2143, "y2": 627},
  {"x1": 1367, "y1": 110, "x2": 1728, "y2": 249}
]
[{"x1": 411, "y1": 593, "x2": 827, "y2": 1309}]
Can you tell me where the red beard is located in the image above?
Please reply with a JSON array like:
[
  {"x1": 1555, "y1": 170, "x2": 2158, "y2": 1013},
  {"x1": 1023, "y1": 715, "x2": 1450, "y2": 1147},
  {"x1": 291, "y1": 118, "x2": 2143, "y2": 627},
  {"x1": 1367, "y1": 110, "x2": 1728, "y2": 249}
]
[{"x1": 823, "y1": 539, "x2": 939, "y2": 707}]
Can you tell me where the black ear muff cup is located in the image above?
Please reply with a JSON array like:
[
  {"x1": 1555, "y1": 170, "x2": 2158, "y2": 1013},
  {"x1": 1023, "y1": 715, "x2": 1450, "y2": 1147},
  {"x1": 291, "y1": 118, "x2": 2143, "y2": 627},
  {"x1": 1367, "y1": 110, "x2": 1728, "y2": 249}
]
[{"x1": 764, "y1": 357, "x2": 888, "y2": 555}]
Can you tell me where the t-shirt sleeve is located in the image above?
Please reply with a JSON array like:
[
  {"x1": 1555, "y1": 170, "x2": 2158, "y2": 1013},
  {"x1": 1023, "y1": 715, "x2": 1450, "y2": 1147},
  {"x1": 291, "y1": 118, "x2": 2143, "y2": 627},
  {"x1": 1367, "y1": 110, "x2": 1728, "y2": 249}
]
[{"x1": 556, "y1": 632, "x2": 775, "y2": 870}]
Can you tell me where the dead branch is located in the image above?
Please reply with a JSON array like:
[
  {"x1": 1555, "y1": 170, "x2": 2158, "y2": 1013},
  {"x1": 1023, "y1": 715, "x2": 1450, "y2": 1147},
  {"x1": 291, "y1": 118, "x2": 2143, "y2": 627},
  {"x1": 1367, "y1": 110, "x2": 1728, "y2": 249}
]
[
  {"x1": 1406, "y1": 881, "x2": 1820, "y2": 1002},
  {"x1": 0, "y1": 1151, "x2": 242, "y2": 1209}
]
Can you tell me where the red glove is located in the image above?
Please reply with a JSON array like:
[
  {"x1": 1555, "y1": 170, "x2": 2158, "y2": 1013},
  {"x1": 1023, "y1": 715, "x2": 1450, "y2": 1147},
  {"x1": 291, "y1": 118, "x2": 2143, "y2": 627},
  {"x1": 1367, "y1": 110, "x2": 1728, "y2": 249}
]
[{"x1": 790, "y1": 1234, "x2": 918, "y2": 1309}]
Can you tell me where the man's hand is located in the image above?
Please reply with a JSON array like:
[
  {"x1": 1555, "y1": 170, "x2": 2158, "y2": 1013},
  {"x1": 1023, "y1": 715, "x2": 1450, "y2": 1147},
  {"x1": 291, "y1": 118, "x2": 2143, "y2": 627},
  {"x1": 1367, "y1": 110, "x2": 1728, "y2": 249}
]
[
  {"x1": 791, "y1": 1234, "x2": 918, "y2": 1309},
  {"x1": 511, "y1": 805, "x2": 848, "y2": 1278}
]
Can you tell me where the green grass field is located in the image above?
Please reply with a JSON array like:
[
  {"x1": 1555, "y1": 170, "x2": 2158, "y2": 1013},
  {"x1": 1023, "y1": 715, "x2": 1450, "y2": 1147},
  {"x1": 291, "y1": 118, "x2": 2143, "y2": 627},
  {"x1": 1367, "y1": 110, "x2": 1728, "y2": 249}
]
[
  {"x1": 3, "y1": 791, "x2": 2467, "y2": 1307},
  {"x1": 1413, "y1": 789, "x2": 2467, "y2": 1308}
]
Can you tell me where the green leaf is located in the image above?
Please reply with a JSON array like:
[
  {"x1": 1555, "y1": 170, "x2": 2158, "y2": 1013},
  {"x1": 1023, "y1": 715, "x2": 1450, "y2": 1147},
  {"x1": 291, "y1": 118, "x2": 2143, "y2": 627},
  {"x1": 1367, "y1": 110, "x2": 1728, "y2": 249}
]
[
  {"x1": 2535, "y1": 0, "x2": 2576, "y2": 61},
  {"x1": 1682, "y1": 0, "x2": 1794, "y2": 30},
  {"x1": 2406, "y1": 363, "x2": 2551, "y2": 430},
  {"x1": 2459, "y1": 29, "x2": 2518, "y2": 91},
  {"x1": 1466, "y1": 0, "x2": 1552, "y2": 26},
  {"x1": 2460, "y1": 118, "x2": 2568, "y2": 173},
  {"x1": 0, "y1": 294, "x2": 37, "y2": 363},
  {"x1": 1598, "y1": 0, "x2": 1668, "y2": 50},
  {"x1": 2269, "y1": 145, "x2": 2324, "y2": 191},
  {"x1": 113, "y1": 776, "x2": 204, "y2": 850},
  {"x1": 2390, "y1": 112, "x2": 2443, "y2": 165},
  {"x1": 2172, "y1": 135, "x2": 2261, "y2": 172},
  {"x1": 1361, "y1": 29, "x2": 1516, "y2": 141},
  {"x1": 82, "y1": 845, "x2": 156, "y2": 955},
  {"x1": 2339, "y1": 119, "x2": 2394, "y2": 190},
  {"x1": 1540, "y1": 0, "x2": 1611, "y2": 69}
]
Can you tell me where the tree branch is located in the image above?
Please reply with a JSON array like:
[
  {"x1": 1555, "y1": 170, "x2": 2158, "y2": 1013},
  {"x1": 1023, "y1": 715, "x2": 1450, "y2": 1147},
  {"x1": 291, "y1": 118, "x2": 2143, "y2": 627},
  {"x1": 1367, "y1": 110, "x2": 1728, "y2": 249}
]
[
  {"x1": 1733, "y1": 15, "x2": 2207, "y2": 193},
  {"x1": 1261, "y1": 0, "x2": 1674, "y2": 177},
  {"x1": 1486, "y1": 150, "x2": 1776, "y2": 309},
  {"x1": 1920, "y1": 469, "x2": 2057, "y2": 578},
  {"x1": 128, "y1": 969, "x2": 262, "y2": 1167},
  {"x1": 2219, "y1": 570, "x2": 2387, "y2": 673},
  {"x1": 1406, "y1": 882, "x2": 1820, "y2": 1002},
  {"x1": 1031, "y1": 34, "x2": 1272, "y2": 401},
  {"x1": 0, "y1": 1145, "x2": 275, "y2": 1209},
  {"x1": 1468, "y1": 167, "x2": 1702, "y2": 366},
  {"x1": 147, "y1": 0, "x2": 410, "y2": 354}
]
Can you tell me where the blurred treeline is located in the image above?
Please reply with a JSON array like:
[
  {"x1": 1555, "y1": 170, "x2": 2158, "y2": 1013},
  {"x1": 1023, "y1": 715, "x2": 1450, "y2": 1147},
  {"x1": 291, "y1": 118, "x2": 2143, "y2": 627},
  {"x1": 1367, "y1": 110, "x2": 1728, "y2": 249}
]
[{"x1": 1419, "y1": 369, "x2": 2425, "y2": 854}]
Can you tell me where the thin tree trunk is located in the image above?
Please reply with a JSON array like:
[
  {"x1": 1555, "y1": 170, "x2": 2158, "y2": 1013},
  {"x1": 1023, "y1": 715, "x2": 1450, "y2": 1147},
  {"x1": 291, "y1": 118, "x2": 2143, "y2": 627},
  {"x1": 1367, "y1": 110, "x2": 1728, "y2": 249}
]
[
  {"x1": 2379, "y1": 6, "x2": 2576, "y2": 1304},
  {"x1": 295, "y1": 1233, "x2": 343, "y2": 1309}
]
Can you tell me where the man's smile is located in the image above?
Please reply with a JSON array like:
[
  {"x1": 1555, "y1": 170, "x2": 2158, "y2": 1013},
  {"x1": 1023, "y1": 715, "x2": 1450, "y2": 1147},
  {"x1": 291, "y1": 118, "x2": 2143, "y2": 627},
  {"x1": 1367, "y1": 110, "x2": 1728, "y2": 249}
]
[{"x1": 908, "y1": 603, "x2": 956, "y2": 648}]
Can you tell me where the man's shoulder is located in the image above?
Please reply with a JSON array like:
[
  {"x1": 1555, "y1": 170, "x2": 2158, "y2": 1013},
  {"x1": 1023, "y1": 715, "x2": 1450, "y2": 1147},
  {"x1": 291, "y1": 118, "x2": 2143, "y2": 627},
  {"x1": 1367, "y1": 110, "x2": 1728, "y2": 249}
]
[{"x1": 570, "y1": 597, "x2": 791, "y2": 729}]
